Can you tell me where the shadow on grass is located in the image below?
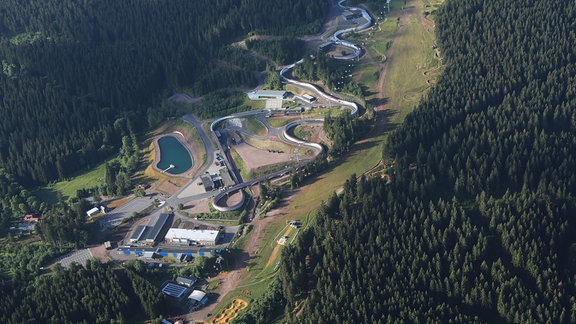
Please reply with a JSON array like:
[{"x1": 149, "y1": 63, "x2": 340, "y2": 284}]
[{"x1": 33, "y1": 187, "x2": 60, "y2": 204}]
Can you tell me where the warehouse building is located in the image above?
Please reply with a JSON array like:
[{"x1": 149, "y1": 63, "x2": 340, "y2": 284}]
[
  {"x1": 130, "y1": 225, "x2": 149, "y2": 243},
  {"x1": 200, "y1": 174, "x2": 214, "y2": 192},
  {"x1": 248, "y1": 90, "x2": 286, "y2": 100},
  {"x1": 145, "y1": 213, "x2": 172, "y2": 244},
  {"x1": 177, "y1": 276, "x2": 198, "y2": 287},
  {"x1": 165, "y1": 228, "x2": 222, "y2": 246},
  {"x1": 128, "y1": 213, "x2": 173, "y2": 245}
]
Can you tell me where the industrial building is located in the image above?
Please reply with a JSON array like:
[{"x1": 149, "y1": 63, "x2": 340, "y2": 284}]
[
  {"x1": 130, "y1": 225, "x2": 149, "y2": 243},
  {"x1": 219, "y1": 168, "x2": 235, "y2": 188},
  {"x1": 302, "y1": 94, "x2": 316, "y2": 102},
  {"x1": 200, "y1": 174, "x2": 214, "y2": 192},
  {"x1": 165, "y1": 228, "x2": 222, "y2": 246},
  {"x1": 177, "y1": 276, "x2": 197, "y2": 287},
  {"x1": 248, "y1": 90, "x2": 287, "y2": 100},
  {"x1": 128, "y1": 213, "x2": 173, "y2": 245}
]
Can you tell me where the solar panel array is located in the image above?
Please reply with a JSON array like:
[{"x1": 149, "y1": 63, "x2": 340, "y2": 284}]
[{"x1": 161, "y1": 283, "x2": 188, "y2": 298}]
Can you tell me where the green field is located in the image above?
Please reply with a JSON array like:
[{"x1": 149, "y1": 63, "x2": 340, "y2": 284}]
[
  {"x1": 241, "y1": 117, "x2": 267, "y2": 136},
  {"x1": 35, "y1": 158, "x2": 112, "y2": 203},
  {"x1": 266, "y1": 117, "x2": 299, "y2": 128}
]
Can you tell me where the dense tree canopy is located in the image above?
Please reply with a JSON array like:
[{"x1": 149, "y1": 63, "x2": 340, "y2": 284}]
[
  {"x1": 276, "y1": 0, "x2": 576, "y2": 322},
  {"x1": 0, "y1": 0, "x2": 327, "y2": 186},
  {"x1": 0, "y1": 260, "x2": 166, "y2": 323}
]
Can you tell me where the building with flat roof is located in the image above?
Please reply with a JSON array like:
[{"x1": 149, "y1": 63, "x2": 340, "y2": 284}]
[
  {"x1": 200, "y1": 174, "x2": 214, "y2": 192},
  {"x1": 188, "y1": 290, "x2": 208, "y2": 305},
  {"x1": 176, "y1": 276, "x2": 198, "y2": 287},
  {"x1": 219, "y1": 168, "x2": 235, "y2": 187},
  {"x1": 86, "y1": 207, "x2": 99, "y2": 217},
  {"x1": 161, "y1": 282, "x2": 189, "y2": 299},
  {"x1": 248, "y1": 90, "x2": 286, "y2": 100},
  {"x1": 302, "y1": 94, "x2": 316, "y2": 102},
  {"x1": 165, "y1": 228, "x2": 221, "y2": 246},
  {"x1": 130, "y1": 225, "x2": 148, "y2": 243},
  {"x1": 144, "y1": 213, "x2": 172, "y2": 244}
]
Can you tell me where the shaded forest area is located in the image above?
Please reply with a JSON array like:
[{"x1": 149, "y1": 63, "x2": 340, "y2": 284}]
[
  {"x1": 246, "y1": 38, "x2": 305, "y2": 65},
  {"x1": 0, "y1": 0, "x2": 327, "y2": 186},
  {"x1": 272, "y1": 0, "x2": 576, "y2": 322},
  {"x1": 0, "y1": 260, "x2": 166, "y2": 323}
]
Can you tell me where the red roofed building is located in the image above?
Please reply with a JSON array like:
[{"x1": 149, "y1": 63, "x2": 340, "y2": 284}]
[{"x1": 24, "y1": 214, "x2": 41, "y2": 222}]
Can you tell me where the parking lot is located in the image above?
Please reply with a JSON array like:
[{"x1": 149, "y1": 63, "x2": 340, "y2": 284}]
[{"x1": 99, "y1": 196, "x2": 154, "y2": 230}]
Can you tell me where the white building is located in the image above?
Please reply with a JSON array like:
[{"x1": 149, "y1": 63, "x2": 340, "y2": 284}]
[
  {"x1": 165, "y1": 228, "x2": 221, "y2": 246},
  {"x1": 188, "y1": 290, "x2": 208, "y2": 305},
  {"x1": 86, "y1": 207, "x2": 99, "y2": 217}
]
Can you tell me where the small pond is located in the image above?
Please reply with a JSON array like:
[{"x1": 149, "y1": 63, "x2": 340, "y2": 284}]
[{"x1": 156, "y1": 135, "x2": 193, "y2": 175}]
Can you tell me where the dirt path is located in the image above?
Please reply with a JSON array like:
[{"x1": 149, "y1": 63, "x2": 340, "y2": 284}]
[{"x1": 187, "y1": 191, "x2": 281, "y2": 321}]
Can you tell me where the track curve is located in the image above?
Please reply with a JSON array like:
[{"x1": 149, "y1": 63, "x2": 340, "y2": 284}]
[{"x1": 211, "y1": 0, "x2": 372, "y2": 211}]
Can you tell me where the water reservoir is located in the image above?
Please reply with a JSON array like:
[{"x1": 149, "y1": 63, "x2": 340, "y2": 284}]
[{"x1": 156, "y1": 135, "x2": 193, "y2": 175}]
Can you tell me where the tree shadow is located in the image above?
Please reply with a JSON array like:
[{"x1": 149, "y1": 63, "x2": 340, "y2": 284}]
[{"x1": 367, "y1": 96, "x2": 389, "y2": 107}]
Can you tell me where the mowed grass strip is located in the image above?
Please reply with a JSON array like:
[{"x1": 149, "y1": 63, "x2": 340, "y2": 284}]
[{"x1": 382, "y1": 0, "x2": 443, "y2": 123}]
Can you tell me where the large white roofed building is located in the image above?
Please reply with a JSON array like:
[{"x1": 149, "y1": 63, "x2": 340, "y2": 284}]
[{"x1": 165, "y1": 228, "x2": 221, "y2": 246}]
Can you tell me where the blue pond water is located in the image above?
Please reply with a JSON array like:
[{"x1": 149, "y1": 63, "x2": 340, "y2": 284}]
[{"x1": 156, "y1": 136, "x2": 192, "y2": 175}]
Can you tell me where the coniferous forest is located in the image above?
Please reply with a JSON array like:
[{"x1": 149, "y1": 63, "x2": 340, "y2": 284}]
[
  {"x1": 275, "y1": 0, "x2": 576, "y2": 322},
  {"x1": 0, "y1": 0, "x2": 328, "y2": 322},
  {"x1": 0, "y1": 0, "x2": 327, "y2": 186}
]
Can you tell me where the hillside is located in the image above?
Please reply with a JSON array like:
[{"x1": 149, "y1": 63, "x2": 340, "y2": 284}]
[
  {"x1": 0, "y1": 0, "x2": 327, "y2": 186},
  {"x1": 278, "y1": 0, "x2": 576, "y2": 322}
]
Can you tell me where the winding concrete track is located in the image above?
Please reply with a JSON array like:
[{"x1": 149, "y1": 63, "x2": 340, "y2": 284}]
[{"x1": 169, "y1": 0, "x2": 373, "y2": 211}]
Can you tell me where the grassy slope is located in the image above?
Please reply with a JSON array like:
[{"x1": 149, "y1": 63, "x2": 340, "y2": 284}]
[
  {"x1": 210, "y1": 0, "x2": 444, "y2": 319},
  {"x1": 35, "y1": 158, "x2": 112, "y2": 203}
]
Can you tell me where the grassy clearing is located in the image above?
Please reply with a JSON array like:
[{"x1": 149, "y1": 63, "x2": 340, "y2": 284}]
[
  {"x1": 241, "y1": 117, "x2": 267, "y2": 136},
  {"x1": 293, "y1": 125, "x2": 313, "y2": 142},
  {"x1": 35, "y1": 157, "x2": 113, "y2": 202},
  {"x1": 242, "y1": 135, "x2": 294, "y2": 153},
  {"x1": 382, "y1": 0, "x2": 443, "y2": 123},
  {"x1": 266, "y1": 117, "x2": 299, "y2": 127}
]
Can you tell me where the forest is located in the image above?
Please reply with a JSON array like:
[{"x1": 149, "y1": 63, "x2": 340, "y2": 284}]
[
  {"x1": 0, "y1": 260, "x2": 166, "y2": 323},
  {"x1": 0, "y1": 0, "x2": 328, "y2": 186},
  {"x1": 265, "y1": 0, "x2": 576, "y2": 322},
  {"x1": 246, "y1": 38, "x2": 305, "y2": 65},
  {"x1": 0, "y1": 0, "x2": 330, "y2": 321}
]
